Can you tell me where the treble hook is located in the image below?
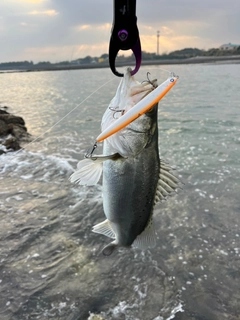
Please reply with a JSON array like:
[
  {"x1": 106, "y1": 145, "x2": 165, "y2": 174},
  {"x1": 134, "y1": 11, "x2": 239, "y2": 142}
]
[
  {"x1": 109, "y1": 0, "x2": 142, "y2": 77},
  {"x1": 142, "y1": 72, "x2": 158, "y2": 88},
  {"x1": 85, "y1": 141, "x2": 98, "y2": 159}
]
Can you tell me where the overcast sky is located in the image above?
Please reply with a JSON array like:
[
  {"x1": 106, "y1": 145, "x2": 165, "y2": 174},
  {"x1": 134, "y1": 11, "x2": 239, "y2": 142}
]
[{"x1": 0, "y1": 0, "x2": 240, "y2": 63}]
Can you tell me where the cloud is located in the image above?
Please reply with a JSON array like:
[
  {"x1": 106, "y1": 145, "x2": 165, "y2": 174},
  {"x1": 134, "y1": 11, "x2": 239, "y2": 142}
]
[
  {"x1": 140, "y1": 32, "x2": 202, "y2": 55},
  {"x1": 75, "y1": 23, "x2": 112, "y2": 33},
  {"x1": 0, "y1": 0, "x2": 240, "y2": 62},
  {"x1": 18, "y1": 0, "x2": 47, "y2": 3},
  {"x1": 76, "y1": 25, "x2": 91, "y2": 31},
  {"x1": 22, "y1": 42, "x2": 110, "y2": 62},
  {"x1": 28, "y1": 9, "x2": 58, "y2": 16}
]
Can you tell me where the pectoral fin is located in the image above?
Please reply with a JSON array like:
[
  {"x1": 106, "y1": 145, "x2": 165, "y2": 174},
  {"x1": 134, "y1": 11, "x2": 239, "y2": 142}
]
[
  {"x1": 69, "y1": 158, "x2": 103, "y2": 186},
  {"x1": 69, "y1": 153, "x2": 121, "y2": 186}
]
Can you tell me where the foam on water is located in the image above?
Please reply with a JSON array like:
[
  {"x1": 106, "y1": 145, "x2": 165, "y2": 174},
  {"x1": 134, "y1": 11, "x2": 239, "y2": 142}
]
[
  {"x1": 0, "y1": 150, "x2": 75, "y2": 182},
  {"x1": 152, "y1": 302, "x2": 184, "y2": 320},
  {"x1": 0, "y1": 65, "x2": 240, "y2": 320}
]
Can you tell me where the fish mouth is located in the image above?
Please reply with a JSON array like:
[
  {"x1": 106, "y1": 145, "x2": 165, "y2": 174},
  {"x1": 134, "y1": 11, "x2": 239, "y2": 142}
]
[{"x1": 105, "y1": 68, "x2": 157, "y2": 122}]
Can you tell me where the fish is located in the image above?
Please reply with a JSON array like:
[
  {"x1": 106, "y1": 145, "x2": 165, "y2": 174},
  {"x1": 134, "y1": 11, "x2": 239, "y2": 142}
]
[{"x1": 70, "y1": 68, "x2": 180, "y2": 256}]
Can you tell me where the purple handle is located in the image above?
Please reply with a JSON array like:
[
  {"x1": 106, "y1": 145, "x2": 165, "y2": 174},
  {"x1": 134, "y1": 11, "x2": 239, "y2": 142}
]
[{"x1": 130, "y1": 38, "x2": 142, "y2": 76}]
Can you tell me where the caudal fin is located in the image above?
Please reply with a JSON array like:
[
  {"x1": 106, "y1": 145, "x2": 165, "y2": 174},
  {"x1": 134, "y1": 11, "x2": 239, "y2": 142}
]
[
  {"x1": 102, "y1": 242, "x2": 118, "y2": 256},
  {"x1": 69, "y1": 158, "x2": 103, "y2": 186}
]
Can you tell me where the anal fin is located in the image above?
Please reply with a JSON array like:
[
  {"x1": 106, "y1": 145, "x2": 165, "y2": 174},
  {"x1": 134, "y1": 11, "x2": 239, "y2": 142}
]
[{"x1": 132, "y1": 218, "x2": 156, "y2": 249}]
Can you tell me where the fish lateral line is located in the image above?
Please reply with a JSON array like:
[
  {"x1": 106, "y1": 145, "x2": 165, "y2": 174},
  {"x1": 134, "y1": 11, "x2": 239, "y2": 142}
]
[{"x1": 96, "y1": 74, "x2": 178, "y2": 143}]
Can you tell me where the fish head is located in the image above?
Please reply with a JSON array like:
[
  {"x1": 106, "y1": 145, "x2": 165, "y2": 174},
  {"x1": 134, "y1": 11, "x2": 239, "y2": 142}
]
[{"x1": 102, "y1": 68, "x2": 158, "y2": 157}]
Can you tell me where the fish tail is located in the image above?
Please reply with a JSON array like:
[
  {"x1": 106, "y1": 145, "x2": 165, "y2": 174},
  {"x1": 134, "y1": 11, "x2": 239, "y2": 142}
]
[{"x1": 102, "y1": 241, "x2": 118, "y2": 256}]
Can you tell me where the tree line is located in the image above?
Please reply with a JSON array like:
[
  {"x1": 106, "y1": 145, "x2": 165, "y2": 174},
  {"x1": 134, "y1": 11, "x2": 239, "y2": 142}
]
[{"x1": 1, "y1": 47, "x2": 240, "y2": 69}]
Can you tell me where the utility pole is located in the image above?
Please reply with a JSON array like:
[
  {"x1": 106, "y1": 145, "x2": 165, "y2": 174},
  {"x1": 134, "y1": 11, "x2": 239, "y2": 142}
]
[{"x1": 157, "y1": 30, "x2": 160, "y2": 56}]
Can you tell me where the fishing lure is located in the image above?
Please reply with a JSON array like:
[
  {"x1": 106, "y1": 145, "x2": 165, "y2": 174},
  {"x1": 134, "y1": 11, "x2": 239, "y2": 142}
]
[{"x1": 96, "y1": 73, "x2": 178, "y2": 142}]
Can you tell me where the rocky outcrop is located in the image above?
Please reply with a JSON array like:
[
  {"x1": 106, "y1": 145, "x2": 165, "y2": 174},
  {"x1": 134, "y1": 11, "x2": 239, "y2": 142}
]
[{"x1": 0, "y1": 107, "x2": 31, "y2": 153}]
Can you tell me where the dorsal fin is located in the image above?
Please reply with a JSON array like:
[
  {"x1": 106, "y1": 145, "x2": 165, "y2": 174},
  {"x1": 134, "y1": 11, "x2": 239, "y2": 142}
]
[{"x1": 154, "y1": 159, "x2": 181, "y2": 205}]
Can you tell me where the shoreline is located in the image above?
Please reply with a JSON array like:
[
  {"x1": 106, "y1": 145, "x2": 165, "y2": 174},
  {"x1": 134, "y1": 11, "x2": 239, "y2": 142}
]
[{"x1": 1, "y1": 55, "x2": 240, "y2": 74}]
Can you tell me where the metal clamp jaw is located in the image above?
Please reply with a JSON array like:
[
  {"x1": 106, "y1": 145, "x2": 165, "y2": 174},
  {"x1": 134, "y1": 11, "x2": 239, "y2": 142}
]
[{"x1": 109, "y1": 0, "x2": 142, "y2": 77}]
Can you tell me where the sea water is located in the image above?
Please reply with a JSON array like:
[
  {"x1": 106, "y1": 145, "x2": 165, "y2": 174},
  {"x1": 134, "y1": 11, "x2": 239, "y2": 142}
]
[{"x1": 0, "y1": 63, "x2": 239, "y2": 320}]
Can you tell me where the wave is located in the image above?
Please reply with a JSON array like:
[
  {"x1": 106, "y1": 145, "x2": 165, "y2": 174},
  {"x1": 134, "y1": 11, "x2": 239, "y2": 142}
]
[{"x1": 0, "y1": 150, "x2": 75, "y2": 183}]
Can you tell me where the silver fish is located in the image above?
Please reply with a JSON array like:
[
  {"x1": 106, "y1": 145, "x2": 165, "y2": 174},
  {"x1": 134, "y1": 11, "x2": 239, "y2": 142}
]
[{"x1": 70, "y1": 68, "x2": 180, "y2": 256}]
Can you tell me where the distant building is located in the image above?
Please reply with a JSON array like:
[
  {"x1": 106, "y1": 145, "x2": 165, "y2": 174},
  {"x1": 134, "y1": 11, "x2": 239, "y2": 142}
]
[{"x1": 220, "y1": 43, "x2": 240, "y2": 50}]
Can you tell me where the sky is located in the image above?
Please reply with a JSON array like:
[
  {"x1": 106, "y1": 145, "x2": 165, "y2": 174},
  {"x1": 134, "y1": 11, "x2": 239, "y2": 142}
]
[{"x1": 0, "y1": 0, "x2": 240, "y2": 63}]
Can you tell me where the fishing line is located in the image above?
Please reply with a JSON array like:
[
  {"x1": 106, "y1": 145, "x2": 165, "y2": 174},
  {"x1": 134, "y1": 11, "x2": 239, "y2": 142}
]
[
  {"x1": 147, "y1": 65, "x2": 173, "y2": 74},
  {"x1": 14, "y1": 66, "x2": 175, "y2": 155},
  {"x1": 15, "y1": 77, "x2": 114, "y2": 155},
  {"x1": 157, "y1": 66, "x2": 173, "y2": 74}
]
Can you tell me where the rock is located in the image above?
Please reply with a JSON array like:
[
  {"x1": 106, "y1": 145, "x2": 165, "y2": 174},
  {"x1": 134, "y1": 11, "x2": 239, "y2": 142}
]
[
  {"x1": 0, "y1": 119, "x2": 9, "y2": 135},
  {"x1": 3, "y1": 136, "x2": 21, "y2": 151},
  {"x1": 0, "y1": 107, "x2": 31, "y2": 153},
  {"x1": 9, "y1": 124, "x2": 28, "y2": 139},
  {"x1": 0, "y1": 109, "x2": 9, "y2": 115},
  {"x1": 0, "y1": 114, "x2": 25, "y2": 126}
]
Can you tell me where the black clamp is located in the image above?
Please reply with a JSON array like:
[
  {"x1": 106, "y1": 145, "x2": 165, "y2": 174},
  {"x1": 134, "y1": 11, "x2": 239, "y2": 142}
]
[{"x1": 109, "y1": 0, "x2": 142, "y2": 77}]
